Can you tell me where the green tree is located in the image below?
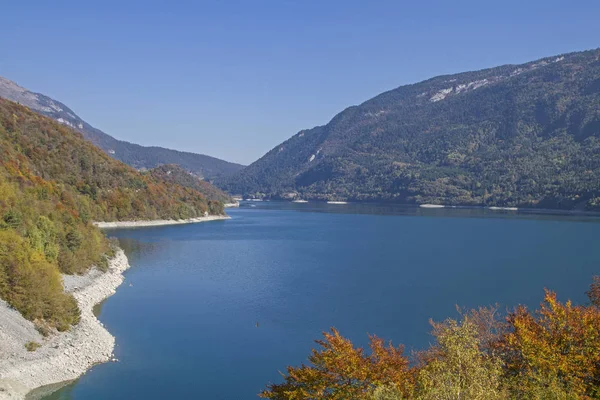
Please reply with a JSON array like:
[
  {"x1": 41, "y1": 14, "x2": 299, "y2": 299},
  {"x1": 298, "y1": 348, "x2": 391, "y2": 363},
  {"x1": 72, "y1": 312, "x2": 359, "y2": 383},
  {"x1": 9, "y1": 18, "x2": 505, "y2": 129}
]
[{"x1": 415, "y1": 317, "x2": 505, "y2": 400}]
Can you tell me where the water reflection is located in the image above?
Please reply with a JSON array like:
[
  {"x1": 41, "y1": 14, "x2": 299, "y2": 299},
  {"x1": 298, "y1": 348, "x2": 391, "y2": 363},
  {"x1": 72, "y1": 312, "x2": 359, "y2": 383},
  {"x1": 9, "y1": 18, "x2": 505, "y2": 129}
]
[
  {"x1": 27, "y1": 380, "x2": 76, "y2": 400},
  {"x1": 239, "y1": 200, "x2": 600, "y2": 223},
  {"x1": 43, "y1": 202, "x2": 600, "y2": 399}
]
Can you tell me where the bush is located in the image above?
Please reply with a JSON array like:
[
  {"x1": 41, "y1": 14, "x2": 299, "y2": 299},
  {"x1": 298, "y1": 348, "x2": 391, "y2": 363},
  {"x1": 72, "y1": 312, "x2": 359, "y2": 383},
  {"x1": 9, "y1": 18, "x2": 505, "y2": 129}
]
[
  {"x1": 25, "y1": 341, "x2": 41, "y2": 352},
  {"x1": 2, "y1": 209, "x2": 21, "y2": 229}
]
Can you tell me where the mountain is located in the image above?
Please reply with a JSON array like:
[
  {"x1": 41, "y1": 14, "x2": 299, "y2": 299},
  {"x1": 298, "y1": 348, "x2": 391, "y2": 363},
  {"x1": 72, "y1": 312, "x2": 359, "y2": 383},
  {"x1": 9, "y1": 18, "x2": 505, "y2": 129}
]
[
  {"x1": 0, "y1": 76, "x2": 244, "y2": 180},
  {"x1": 220, "y1": 49, "x2": 600, "y2": 211},
  {"x1": 149, "y1": 164, "x2": 233, "y2": 203},
  {"x1": 0, "y1": 98, "x2": 224, "y2": 329}
]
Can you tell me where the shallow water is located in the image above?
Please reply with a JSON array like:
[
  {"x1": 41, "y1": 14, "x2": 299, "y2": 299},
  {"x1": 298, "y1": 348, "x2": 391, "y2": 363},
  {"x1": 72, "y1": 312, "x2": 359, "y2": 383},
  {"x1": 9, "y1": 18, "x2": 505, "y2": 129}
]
[{"x1": 44, "y1": 202, "x2": 600, "y2": 399}]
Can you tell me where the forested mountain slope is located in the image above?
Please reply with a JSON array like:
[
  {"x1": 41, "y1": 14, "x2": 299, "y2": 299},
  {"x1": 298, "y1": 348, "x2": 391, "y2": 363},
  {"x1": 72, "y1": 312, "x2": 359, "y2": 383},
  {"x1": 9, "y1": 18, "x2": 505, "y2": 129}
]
[
  {"x1": 149, "y1": 164, "x2": 232, "y2": 203},
  {"x1": 220, "y1": 49, "x2": 600, "y2": 210},
  {"x1": 0, "y1": 99, "x2": 223, "y2": 330},
  {"x1": 0, "y1": 76, "x2": 244, "y2": 180}
]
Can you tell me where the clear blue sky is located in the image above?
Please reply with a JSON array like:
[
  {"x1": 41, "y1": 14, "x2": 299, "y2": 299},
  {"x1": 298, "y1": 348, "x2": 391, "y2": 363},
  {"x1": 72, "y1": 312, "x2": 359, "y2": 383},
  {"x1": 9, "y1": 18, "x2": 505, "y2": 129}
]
[{"x1": 1, "y1": 1, "x2": 598, "y2": 165}]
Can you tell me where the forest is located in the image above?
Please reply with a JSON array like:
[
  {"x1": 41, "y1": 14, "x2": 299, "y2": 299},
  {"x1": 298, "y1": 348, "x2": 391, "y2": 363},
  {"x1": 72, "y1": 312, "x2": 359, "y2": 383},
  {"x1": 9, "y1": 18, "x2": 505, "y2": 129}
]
[
  {"x1": 220, "y1": 49, "x2": 600, "y2": 210},
  {"x1": 0, "y1": 76, "x2": 245, "y2": 181},
  {"x1": 0, "y1": 99, "x2": 224, "y2": 331},
  {"x1": 261, "y1": 278, "x2": 600, "y2": 399},
  {"x1": 149, "y1": 164, "x2": 232, "y2": 205}
]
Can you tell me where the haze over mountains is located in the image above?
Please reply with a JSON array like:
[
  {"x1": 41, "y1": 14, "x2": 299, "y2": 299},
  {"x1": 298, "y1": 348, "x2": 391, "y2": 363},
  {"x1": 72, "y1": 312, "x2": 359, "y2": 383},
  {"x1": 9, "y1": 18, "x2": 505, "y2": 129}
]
[
  {"x1": 220, "y1": 48, "x2": 600, "y2": 211},
  {"x1": 0, "y1": 76, "x2": 244, "y2": 180}
]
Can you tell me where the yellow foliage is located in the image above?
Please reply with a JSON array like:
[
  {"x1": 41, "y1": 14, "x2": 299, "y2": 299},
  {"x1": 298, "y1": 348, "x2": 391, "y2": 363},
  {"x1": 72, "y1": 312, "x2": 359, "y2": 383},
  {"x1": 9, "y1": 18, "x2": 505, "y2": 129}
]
[
  {"x1": 262, "y1": 282, "x2": 600, "y2": 399},
  {"x1": 416, "y1": 318, "x2": 505, "y2": 400},
  {"x1": 501, "y1": 290, "x2": 600, "y2": 398},
  {"x1": 0, "y1": 230, "x2": 79, "y2": 330}
]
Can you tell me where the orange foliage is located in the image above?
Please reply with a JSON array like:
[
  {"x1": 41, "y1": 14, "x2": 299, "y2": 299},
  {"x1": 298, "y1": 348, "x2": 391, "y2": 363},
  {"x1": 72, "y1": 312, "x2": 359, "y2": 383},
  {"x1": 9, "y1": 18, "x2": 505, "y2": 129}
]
[
  {"x1": 260, "y1": 328, "x2": 413, "y2": 399},
  {"x1": 501, "y1": 290, "x2": 600, "y2": 397},
  {"x1": 262, "y1": 281, "x2": 600, "y2": 399}
]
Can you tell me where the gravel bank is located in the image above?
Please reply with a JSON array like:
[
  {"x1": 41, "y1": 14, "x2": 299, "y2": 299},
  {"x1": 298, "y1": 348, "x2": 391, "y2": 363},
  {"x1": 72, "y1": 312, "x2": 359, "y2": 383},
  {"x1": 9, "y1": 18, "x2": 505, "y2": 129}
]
[
  {"x1": 0, "y1": 250, "x2": 130, "y2": 400},
  {"x1": 94, "y1": 215, "x2": 230, "y2": 229}
]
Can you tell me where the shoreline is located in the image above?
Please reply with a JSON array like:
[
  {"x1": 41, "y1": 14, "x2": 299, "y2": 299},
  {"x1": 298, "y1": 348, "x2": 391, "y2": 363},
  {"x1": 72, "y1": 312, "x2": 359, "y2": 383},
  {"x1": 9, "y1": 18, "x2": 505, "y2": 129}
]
[
  {"x1": 254, "y1": 199, "x2": 600, "y2": 217},
  {"x1": 0, "y1": 215, "x2": 231, "y2": 399},
  {"x1": 0, "y1": 250, "x2": 130, "y2": 400},
  {"x1": 93, "y1": 214, "x2": 230, "y2": 229}
]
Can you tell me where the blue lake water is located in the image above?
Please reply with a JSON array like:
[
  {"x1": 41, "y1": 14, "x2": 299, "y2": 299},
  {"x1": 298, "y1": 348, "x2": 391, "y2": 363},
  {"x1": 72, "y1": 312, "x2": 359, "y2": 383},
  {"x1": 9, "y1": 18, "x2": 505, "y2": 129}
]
[{"x1": 43, "y1": 203, "x2": 600, "y2": 399}]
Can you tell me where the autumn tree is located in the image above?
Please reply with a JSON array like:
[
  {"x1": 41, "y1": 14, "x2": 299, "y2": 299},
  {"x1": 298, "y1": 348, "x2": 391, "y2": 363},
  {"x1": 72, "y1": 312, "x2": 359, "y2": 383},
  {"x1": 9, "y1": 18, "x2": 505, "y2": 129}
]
[
  {"x1": 500, "y1": 290, "x2": 600, "y2": 398},
  {"x1": 587, "y1": 276, "x2": 600, "y2": 308},
  {"x1": 259, "y1": 328, "x2": 414, "y2": 399},
  {"x1": 415, "y1": 317, "x2": 505, "y2": 400},
  {"x1": 262, "y1": 281, "x2": 600, "y2": 399},
  {"x1": 368, "y1": 384, "x2": 405, "y2": 400}
]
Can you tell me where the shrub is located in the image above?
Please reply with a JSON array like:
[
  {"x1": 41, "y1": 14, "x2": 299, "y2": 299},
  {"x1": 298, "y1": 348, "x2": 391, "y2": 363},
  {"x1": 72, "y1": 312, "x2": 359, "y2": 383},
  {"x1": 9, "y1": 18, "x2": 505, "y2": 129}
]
[
  {"x1": 25, "y1": 341, "x2": 41, "y2": 352},
  {"x1": 2, "y1": 209, "x2": 22, "y2": 229}
]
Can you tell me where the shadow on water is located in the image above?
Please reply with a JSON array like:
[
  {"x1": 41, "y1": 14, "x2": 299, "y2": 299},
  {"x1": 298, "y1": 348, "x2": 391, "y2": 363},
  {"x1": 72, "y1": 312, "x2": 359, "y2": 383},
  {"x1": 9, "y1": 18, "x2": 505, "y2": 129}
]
[
  {"x1": 92, "y1": 299, "x2": 106, "y2": 318},
  {"x1": 26, "y1": 381, "x2": 76, "y2": 400}
]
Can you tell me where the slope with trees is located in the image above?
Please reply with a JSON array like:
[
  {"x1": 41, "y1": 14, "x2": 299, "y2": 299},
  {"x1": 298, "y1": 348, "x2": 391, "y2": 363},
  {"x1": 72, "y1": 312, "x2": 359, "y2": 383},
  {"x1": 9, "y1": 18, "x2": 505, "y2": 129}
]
[
  {"x1": 149, "y1": 164, "x2": 232, "y2": 204},
  {"x1": 0, "y1": 76, "x2": 245, "y2": 180},
  {"x1": 221, "y1": 49, "x2": 600, "y2": 211},
  {"x1": 0, "y1": 98, "x2": 223, "y2": 330}
]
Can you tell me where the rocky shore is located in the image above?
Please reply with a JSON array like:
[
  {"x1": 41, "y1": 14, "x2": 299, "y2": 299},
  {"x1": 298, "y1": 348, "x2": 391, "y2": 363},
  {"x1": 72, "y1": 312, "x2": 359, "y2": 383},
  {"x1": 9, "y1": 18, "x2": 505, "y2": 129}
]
[
  {"x1": 94, "y1": 214, "x2": 230, "y2": 229},
  {"x1": 0, "y1": 250, "x2": 130, "y2": 400}
]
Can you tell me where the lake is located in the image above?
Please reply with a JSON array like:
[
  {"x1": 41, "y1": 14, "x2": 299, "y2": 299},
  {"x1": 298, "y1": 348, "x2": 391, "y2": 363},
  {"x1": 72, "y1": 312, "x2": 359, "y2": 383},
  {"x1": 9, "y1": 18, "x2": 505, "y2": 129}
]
[{"x1": 43, "y1": 202, "x2": 600, "y2": 399}]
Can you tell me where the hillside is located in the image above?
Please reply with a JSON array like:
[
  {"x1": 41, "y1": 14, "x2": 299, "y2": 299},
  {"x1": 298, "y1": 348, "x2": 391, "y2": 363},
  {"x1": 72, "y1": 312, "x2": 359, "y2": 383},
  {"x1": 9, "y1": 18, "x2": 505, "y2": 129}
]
[
  {"x1": 220, "y1": 49, "x2": 600, "y2": 210},
  {"x1": 0, "y1": 98, "x2": 223, "y2": 330},
  {"x1": 0, "y1": 76, "x2": 244, "y2": 180},
  {"x1": 149, "y1": 164, "x2": 232, "y2": 203}
]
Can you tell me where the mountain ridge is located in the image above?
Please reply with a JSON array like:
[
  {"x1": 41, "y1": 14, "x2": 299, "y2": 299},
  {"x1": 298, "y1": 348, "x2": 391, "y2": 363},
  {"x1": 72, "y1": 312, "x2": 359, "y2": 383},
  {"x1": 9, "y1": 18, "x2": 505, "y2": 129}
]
[
  {"x1": 0, "y1": 76, "x2": 244, "y2": 180},
  {"x1": 149, "y1": 164, "x2": 233, "y2": 204},
  {"x1": 0, "y1": 98, "x2": 224, "y2": 328},
  {"x1": 219, "y1": 48, "x2": 600, "y2": 210}
]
